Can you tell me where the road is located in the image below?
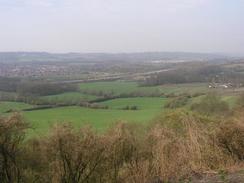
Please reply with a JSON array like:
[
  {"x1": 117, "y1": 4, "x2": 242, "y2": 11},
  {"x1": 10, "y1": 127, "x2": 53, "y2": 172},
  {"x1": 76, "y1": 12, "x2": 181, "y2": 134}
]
[{"x1": 52, "y1": 69, "x2": 173, "y2": 84}]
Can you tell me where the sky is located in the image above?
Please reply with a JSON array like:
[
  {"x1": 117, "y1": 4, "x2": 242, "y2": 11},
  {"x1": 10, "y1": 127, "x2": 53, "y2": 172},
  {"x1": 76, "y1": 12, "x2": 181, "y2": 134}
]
[{"x1": 0, "y1": 0, "x2": 243, "y2": 54}]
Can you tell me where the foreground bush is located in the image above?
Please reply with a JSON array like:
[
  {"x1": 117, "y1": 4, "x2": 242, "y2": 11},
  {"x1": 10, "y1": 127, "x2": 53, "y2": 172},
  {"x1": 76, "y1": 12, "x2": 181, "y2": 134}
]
[
  {"x1": 216, "y1": 120, "x2": 244, "y2": 161},
  {"x1": 0, "y1": 114, "x2": 28, "y2": 183},
  {"x1": 0, "y1": 112, "x2": 243, "y2": 183}
]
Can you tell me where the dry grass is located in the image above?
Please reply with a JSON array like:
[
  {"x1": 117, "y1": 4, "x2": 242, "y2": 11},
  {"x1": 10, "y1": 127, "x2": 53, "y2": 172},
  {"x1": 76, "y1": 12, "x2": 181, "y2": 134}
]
[{"x1": 0, "y1": 111, "x2": 244, "y2": 182}]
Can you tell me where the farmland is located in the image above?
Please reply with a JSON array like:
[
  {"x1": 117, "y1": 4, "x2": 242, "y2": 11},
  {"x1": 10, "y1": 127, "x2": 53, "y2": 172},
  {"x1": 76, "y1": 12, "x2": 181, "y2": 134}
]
[
  {"x1": 1, "y1": 0, "x2": 244, "y2": 179},
  {"x1": 23, "y1": 104, "x2": 163, "y2": 136},
  {"x1": 79, "y1": 81, "x2": 209, "y2": 96},
  {"x1": 79, "y1": 81, "x2": 161, "y2": 96},
  {"x1": 1, "y1": 60, "x2": 244, "y2": 138},
  {"x1": 0, "y1": 80, "x2": 210, "y2": 136},
  {"x1": 0, "y1": 80, "x2": 241, "y2": 137},
  {"x1": 0, "y1": 102, "x2": 34, "y2": 113},
  {"x1": 100, "y1": 97, "x2": 167, "y2": 110},
  {"x1": 1, "y1": 53, "x2": 244, "y2": 182},
  {"x1": 41, "y1": 92, "x2": 98, "y2": 103}
]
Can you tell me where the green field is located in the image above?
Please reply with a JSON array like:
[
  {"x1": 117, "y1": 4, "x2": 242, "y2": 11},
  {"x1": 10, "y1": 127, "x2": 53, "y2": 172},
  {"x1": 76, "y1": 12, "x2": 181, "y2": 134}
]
[
  {"x1": 0, "y1": 81, "x2": 239, "y2": 137},
  {"x1": 101, "y1": 97, "x2": 167, "y2": 110},
  {"x1": 20, "y1": 97, "x2": 167, "y2": 136},
  {"x1": 79, "y1": 81, "x2": 161, "y2": 95},
  {"x1": 23, "y1": 105, "x2": 164, "y2": 136},
  {"x1": 41, "y1": 92, "x2": 98, "y2": 103},
  {"x1": 79, "y1": 81, "x2": 210, "y2": 96},
  {"x1": 222, "y1": 95, "x2": 238, "y2": 108},
  {"x1": 0, "y1": 102, "x2": 34, "y2": 113}
]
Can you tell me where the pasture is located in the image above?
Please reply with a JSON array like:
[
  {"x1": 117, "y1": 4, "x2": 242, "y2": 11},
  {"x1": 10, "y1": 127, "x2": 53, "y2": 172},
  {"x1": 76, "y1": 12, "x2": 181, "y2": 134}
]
[
  {"x1": 23, "y1": 104, "x2": 164, "y2": 136},
  {"x1": 79, "y1": 81, "x2": 210, "y2": 96},
  {"x1": 0, "y1": 80, "x2": 240, "y2": 137},
  {"x1": 41, "y1": 92, "x2": 98, "y2": 103},
  {"x1": 79, "y1": 81, "x2": 161, "y2": 96},
  {"x1": 0, "y1": 102, "x2": 34, "y2": 113},
  {"x1": 100, "y1": 97, "x2": 167, "y2": 110}
]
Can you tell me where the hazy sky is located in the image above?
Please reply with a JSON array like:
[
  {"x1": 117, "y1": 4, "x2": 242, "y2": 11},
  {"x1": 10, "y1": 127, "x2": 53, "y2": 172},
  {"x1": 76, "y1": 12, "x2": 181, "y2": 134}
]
[{"x1": 0, "y1": 0, "x2": 243, "y2": 53}]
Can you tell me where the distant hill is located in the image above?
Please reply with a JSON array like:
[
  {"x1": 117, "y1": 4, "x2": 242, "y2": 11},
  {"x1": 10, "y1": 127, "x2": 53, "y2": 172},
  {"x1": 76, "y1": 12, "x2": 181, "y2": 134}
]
[{"x1": 0, "y1": 51, "x2": 231, "y2": 63}]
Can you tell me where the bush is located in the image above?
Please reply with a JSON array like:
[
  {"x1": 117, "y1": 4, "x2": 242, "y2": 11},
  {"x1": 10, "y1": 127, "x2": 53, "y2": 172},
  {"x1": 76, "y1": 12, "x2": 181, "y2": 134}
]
[
  {"x1": 237, "y1": 93, "x2": 244, "y2": 107},
  {"x1": 0, "y1": 114, "x2": 29, "y2": 182},
  {"x1": 1, "y1": 112, "x2": 243, "y2": 182},
  {"x1": 165, "y1": 96, "x2": 189, "y2": 109},
  {"x1": 216, "y1": 120, "x2": 244, "y2": 161},
  {"x1": 191, "y1": 93, "x2": 229, "y2": 116}
]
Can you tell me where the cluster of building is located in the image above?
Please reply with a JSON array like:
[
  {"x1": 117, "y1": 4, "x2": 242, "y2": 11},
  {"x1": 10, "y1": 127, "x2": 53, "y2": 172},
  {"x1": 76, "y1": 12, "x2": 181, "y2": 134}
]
[
  {"x1": 0, "y1": 63, "x2": 81, "y2": 78},
  {"x1": 208, "y1": 82, "x2": 243, "y2": 89}
]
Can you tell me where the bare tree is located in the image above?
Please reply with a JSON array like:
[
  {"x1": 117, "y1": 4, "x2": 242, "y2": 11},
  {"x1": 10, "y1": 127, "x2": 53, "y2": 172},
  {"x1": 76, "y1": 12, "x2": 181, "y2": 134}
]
[{"x1": 0, "y1": 114, "x2": 28, "y2": 183}]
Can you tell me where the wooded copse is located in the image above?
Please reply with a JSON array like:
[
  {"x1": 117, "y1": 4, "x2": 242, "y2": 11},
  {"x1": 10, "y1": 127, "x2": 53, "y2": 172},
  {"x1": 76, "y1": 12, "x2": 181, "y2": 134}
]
[
  {"x1": 142, "y1": 65, "x2": 244, "y2": 86},
  {"x1": 0, "y1": 77, "x2": 77, "y2": 96}
]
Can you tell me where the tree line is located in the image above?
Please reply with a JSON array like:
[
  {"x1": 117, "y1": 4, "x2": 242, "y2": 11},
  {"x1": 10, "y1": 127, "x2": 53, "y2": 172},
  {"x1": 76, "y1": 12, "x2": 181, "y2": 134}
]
[
  {"x1": 0, "y1": 77, "x2": 77, "y2": 96},
  {"x1": 142, "y1": 65, "x2": 244, "y2": 86}
]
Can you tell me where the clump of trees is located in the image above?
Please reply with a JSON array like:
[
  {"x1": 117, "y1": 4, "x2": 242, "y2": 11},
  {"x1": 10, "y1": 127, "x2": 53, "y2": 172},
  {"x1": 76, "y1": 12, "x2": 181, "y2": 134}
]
[
  {"x1": 1, "y1": 111, "x2": 243, "y2": 182},
  {"x1": 0, "y1": 77, "x2": 21, "y2": 92},
  {"x1": 17, "y1": 81, "x2": 77, "y2": 96},
  {"x1": 0, "y1": 77, "x2": 77, "y2": 97},
  {"x1": 142, "y1": 65, "x2": 244, "y2": 86}
]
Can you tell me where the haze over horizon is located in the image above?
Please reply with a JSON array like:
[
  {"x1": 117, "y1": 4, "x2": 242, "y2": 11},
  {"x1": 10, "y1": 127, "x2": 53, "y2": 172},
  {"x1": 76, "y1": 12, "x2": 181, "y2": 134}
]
[{"x1": 0, "y1": 0, "x2": 243, "y2": 54}]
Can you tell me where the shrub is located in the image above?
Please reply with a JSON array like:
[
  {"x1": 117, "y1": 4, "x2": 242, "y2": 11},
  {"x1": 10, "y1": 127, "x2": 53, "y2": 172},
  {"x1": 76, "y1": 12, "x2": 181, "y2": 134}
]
[
  {"x1": 191, "y1": 93, "x2": 229, "y2": 116},
  {"x1": 0, "y1": 112, "x2": 243, "y2": 182},
  {"x1": 216, "y1": 120, "x2": 244, "y2": 161},
  {"x1": 164, "y1": 96, "x2": 189, "y2": 109},
  {"x1": 40, "y1": 124, "x2": 108, "y2": 183},
  {"x1": 0, "y1": 114, "x2": 29, "y2": 182},
  {"x1": 237, "y1": 92, "x2": 244, "y2": 107}
]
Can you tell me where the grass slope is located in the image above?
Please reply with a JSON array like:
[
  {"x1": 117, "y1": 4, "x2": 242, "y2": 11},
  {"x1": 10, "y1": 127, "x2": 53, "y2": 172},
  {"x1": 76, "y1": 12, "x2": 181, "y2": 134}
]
[{"x1": 0, "y1": 102, "x2": 34, "y2": 113}]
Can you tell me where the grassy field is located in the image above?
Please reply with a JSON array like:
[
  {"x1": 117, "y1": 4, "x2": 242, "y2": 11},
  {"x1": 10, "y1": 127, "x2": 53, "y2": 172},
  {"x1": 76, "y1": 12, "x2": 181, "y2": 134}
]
[
  {"x1": 222, "y1": 95, "x2": 238, "y2": 108},
  {"x1": 79, "y1": 81, "x2": 161, "y2": 95},
  {"x1": 23, "y1": 105, "x2": 164, "y2": 137},
  {"x1": 0, "y1": 81, "x2": 240, "y2": 137},
  {"x1": 79, "y1": 81, "x2": 210, "y2": 96},
  {"x1": 21, "y1": 97, "x2": 167, "y2": 136},
  {"x1": 101, "y1": 97, "x2": 167, "y2": 110},
  {"x1": 41, "y1": 92, "x2": 98, "y2": 103},
  {"x1": 0, "y1": 102, "x2": 34, "y2": 113}
]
